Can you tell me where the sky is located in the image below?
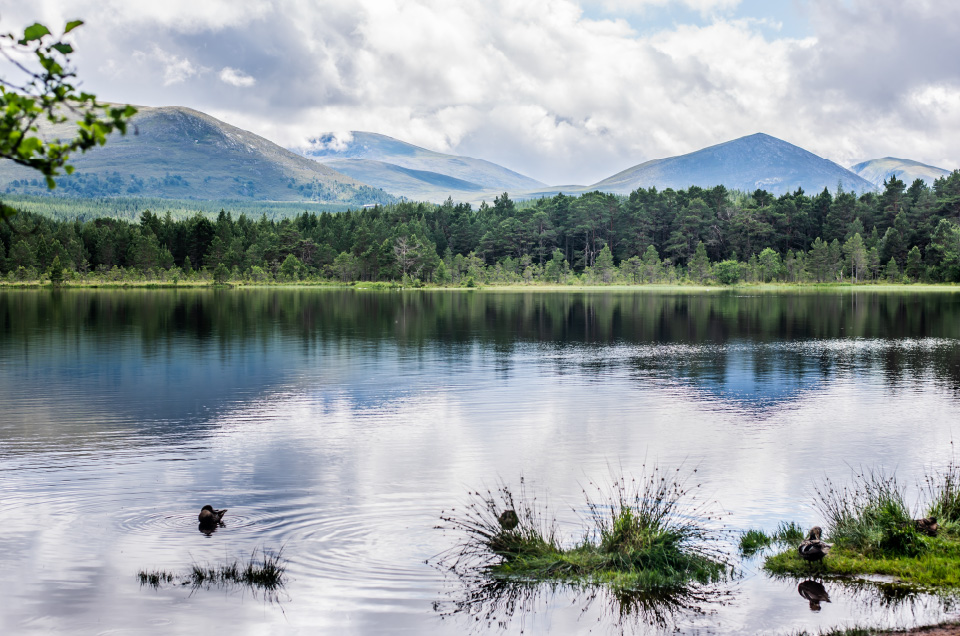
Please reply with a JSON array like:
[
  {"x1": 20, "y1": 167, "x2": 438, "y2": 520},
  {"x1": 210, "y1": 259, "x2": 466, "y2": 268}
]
[{"x1": 3, "y1": 0, "x2": 959, "y2": 186}]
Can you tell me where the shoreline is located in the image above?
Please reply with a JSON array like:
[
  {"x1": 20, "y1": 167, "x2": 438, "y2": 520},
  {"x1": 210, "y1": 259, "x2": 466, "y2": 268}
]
[{"x1": 1, "y1": 281, "x2": 959, "y2": 292}]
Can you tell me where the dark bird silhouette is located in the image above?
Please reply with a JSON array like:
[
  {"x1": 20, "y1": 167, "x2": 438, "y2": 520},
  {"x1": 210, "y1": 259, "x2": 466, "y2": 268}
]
[
  {"x1": 915, "y1": 516, "x2": 939, "y2": 537},
  {"x1": 198, "y1": 505, "x2": 227, "y2": 533},
  {"x1": 798, "y1": 526, "x2": 831, "y2": 562},
  {"x1": 797, "y1": 580, "x2": 831, "y2": 611},
  {"x1": 498, "y1": 509, "x2": 519, "y2": 531}
]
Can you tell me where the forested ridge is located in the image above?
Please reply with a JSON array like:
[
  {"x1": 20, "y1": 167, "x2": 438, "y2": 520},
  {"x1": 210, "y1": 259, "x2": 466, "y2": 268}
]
[{"x1": 2, "y1": 171, "x2": 960, "y2": 286}]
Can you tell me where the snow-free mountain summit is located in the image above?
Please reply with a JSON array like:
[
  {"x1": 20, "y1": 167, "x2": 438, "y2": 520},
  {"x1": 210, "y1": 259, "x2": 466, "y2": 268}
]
[
  {"x1": 0, "y1": 106, "x2": 396, "y2": 205},
  {"x1": 587, "y1": 133, "x2": 877, "y2": 196},
  {"x1": 850, "y1": 157, "x2": 951, "y2": 188}
]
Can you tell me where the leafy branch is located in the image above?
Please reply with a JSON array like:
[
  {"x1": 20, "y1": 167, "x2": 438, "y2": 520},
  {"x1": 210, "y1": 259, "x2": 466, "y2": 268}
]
[{"x1": 0, "y1": 19, "x2": 136, "y2": 221}]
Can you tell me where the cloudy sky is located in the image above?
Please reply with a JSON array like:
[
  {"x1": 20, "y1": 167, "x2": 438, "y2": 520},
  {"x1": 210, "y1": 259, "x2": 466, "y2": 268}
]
[{"x1": 5, "y1": 0, "x2": 959, "y2": 185}]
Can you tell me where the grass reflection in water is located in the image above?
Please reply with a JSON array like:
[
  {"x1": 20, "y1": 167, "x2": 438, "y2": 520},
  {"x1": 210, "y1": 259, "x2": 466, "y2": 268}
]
[{"x1": 437, "y1": 465, "x2": 735, "y2": 630}]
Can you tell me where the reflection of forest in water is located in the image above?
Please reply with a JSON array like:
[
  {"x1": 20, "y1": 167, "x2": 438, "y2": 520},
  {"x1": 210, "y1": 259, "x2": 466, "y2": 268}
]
[{"x1": 3, "y1": 289, "x2": 959, "y2": 399}]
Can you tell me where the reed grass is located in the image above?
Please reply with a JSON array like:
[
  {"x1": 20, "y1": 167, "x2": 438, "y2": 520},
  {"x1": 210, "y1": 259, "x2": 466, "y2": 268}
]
[
  {"x1": 739, "y1": 521, "x2": 805, "y2": 556},
  {"x1": 813, "y1": 468, "x2": 925, "y2": 558},
  {"x1": 923, "y1": 447, "x2": 960, "y2": 524},
  {"x1": 137, "y1": 548, "x2": 286, "y2": 590}
]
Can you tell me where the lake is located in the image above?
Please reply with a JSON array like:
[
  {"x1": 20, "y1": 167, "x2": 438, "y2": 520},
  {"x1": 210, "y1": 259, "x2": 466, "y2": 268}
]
[{"x1": 1, "y1": 288, "x2": 959, "y2": 634}]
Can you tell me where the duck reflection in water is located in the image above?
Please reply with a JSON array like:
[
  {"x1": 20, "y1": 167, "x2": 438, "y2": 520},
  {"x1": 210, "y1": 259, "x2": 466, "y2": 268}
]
[
  {"x1": 198, "y1": 505, "x2": 228, "y2": 535},
  {"x1": 798, "y1": 580, "x2": 831, "y2": 611}
]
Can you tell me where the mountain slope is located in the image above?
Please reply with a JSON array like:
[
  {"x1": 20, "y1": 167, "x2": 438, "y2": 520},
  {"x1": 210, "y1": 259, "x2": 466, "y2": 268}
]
[
  {"x1": 295, "y1": 132, "x2": 546, "y2": 201},
  {"x1": 589, "y1": 133, "x2": 877, "y2": 196},
  {"x1": 850, "y1": 157, "x2": 952, "y2": 188},
  {"x1": 0, "y1": 106, "x2": 395, "y2": 205}
]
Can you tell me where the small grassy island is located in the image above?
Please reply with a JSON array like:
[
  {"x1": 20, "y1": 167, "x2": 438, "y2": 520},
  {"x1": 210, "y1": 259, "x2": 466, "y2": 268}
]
[
  {"x1": 752, "y1": 463, "x2": 960, "y2": 590},
  {"x1": 442, "y1": 468, "x2": 732, "y2": 593}
]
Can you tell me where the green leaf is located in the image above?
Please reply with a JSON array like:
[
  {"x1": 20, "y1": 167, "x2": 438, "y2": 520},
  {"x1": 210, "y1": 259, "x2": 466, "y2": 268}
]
[
  {"x1": 64, "y1": 20, "x2": 84, "y2": 34},
  {"x1": 22, "y1": 23, "x2": 51, "y2": 42},
  {"x1": 52, "y1": 43, "x2": 74, "y2": 55}
]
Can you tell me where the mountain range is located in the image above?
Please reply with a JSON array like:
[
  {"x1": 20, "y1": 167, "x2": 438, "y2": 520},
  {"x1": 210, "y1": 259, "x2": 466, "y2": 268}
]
[
  {"x1": 294, "y1": 131, "x2": 546, "y2": 201},
  {"x1": 0, "y1": 105, "x2": 954, "y2": 207},
  {"x1": 0, "y1": 106, "x2": 395, "y2": 206}
]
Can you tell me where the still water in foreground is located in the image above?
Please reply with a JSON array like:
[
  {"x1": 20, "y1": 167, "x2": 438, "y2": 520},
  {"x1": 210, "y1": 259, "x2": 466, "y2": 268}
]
[{"x1": 1, "y1": 288, "x2": 959, "y2": 635}]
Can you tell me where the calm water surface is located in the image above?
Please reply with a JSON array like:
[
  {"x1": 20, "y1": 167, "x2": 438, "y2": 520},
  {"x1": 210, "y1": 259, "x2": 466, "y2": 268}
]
[{"x1": 2, "y1": 288, "x2": 960, "y2": 634}]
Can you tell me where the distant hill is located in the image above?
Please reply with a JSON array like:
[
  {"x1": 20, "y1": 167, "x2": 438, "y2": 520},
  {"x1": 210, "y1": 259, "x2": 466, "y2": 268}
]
[
  {"x1": 850, "y1": 157, "x2": 952, "y2": 188},
  {"x1": 295, "y1": 131, "x2": 546, "y2": 202},
  {"x1": 0, "y1": 106, "x2": 396, "y2": 206},
  {"x1": 587, "y1": 133, "x2": 877, "y2": 196}
]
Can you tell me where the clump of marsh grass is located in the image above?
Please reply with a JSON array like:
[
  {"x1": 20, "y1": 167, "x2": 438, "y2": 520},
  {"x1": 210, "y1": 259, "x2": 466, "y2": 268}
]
[
  {"x1": 440, "y1": 466, "x2": 731, "y2": 593},
  {"x1": 814, "y1": 467, "x2": 925, "y2": 557},
  {"x1": 137, "y1": 570, "x2": 176, "y2": 588},
  {"x1": 772, "y1": 521, "x2": 805, "y2": 545},
  {"x1": 738, "y1": 529, "x2": 772, "y2": 556},
  {"x1": 189, "y1": 549, "x2": 286, "y2": 589},
  {"x1": 923, "y1": 446, "x2": 960, "y2": 525},
  {"x1": 578, "y1": 466, "x2": 731, "y2": 588},
  {"x1": 440, "y1": 477, "x2": 561, "y2": 569},
  {"x1": 137, "y1": 547, "x2": 286, "y2": 591},
  {"x1": 739, "y1": 522, "x2": 805, "y2": 556}
]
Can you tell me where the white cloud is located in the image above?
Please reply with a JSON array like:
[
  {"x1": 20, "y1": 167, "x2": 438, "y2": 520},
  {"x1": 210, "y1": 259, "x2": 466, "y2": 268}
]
[
  {"x1": 6, "y1": 0, "x2": 958, "y2": 183},
  {"x1": 218, "y1": 67, "x2": 256, "y2": 88},
  {"x1": 132, "y1": 45, "x2": 204, "y2": 86},
  {"x1": 587, "y1": 0, "x2": 741, "y2": 16}
]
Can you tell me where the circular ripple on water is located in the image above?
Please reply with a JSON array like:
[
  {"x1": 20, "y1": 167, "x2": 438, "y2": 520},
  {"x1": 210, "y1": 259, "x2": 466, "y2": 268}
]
[
  {"x1": 114, "y1": 507, "x2": 271, "y2": 534},
  {"x1": 255, "y1": 498, "x2": 443, "y2": 590}
]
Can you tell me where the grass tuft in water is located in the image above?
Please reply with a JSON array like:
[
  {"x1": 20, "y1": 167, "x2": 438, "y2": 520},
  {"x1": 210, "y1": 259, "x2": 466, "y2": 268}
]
[
  {"x1": 441, "y1": 466, "x2": 731, "y2": 592},
  {"x1": 137, "y1": 570, "x2": 176, "y2": 587},
  {"x1": 772, "y1": 521, "x2": 805, "y2": 545},
  {"x1": 739, "y1": 522, "x2": 804, "y2": 556},
  {"x1": 137, "y1": 548, "x2": 286, "y2": 590},
  {"x1": 738, "y1": 529, "x2": 772, "y2": 556},
  {"x1": 923, "y1": 446, "x2": 960, "y2": 524}
]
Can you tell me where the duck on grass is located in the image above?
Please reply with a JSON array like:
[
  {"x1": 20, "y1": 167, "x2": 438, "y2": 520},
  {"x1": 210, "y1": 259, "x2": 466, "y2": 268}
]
[
  {"x1": 758, "y1": 461, "x2": 960, "y2": 588},
  {"x1": 439, "y1": 466, "x2": 733, "y2": 593}
]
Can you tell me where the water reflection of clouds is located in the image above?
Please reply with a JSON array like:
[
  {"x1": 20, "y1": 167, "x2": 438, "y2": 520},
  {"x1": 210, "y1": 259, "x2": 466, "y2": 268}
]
[{"x1": 4, "y1": 291, "x2": 960, "y2": 635}]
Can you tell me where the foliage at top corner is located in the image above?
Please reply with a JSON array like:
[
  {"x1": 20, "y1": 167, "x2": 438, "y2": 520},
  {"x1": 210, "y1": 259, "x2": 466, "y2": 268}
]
[{"x1": 0, "y1": 18, "x2": 136, "y2": 218}]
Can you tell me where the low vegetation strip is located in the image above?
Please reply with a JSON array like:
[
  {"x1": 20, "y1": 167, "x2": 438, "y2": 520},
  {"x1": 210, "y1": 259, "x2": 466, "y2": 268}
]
[
  {"x1": 441, "y1": 468, "x2": 732, "y2": 592},
  {"x1": 764, "y1": 536, "x2": 960, "y2": 588},
  {"x1": 138, "y1": 548, "x2": 286, "y2": 590}
]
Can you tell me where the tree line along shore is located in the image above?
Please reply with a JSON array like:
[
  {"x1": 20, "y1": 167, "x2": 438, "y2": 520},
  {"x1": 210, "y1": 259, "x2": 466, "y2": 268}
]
[{"x1": 1, "y1": 171, "x2": 959, "y2": 287}]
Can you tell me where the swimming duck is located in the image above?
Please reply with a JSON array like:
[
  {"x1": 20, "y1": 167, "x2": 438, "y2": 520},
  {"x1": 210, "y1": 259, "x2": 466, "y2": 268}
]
[
  {"x1": 798, "y1": 526, "x2": 831, "y2": 562},
  {"x1": 498, "y1": 509, "x2": 519, "y2": 531},
  {"x1": 198, "y1": 505, "x2": 227, "y2": 527},
  {"x1": 915, "y1": 516, "x2": 938, "y2": 537},
  {"x1": 797, "y1": 580, "x2": 831, "y2": 611}
]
